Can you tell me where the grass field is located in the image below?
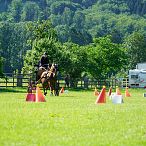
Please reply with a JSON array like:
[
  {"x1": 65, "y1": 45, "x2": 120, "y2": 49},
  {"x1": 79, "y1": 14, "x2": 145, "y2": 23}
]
[{"x1": 0, "y1": 87, "x2": 146, "y2": 146}]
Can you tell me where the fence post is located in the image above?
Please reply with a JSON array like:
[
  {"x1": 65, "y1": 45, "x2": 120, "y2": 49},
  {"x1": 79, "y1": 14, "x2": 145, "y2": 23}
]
[
  {"x1": 17, "y1": 74, "x2": 23, "y2": 87},
  {"x1": 13, "y1": 73, "x2": 14, "y2": 87},
  {"x1": 6, "y1": 75, "x2": 7, "y2": 88},
  {"x1": 81, "y1": 80, "x2": 83, "y2": 88},
  {"x1": 83, "y1": 76, "x2": 89, "y2": 89},
  {"x1": 115, "y1": 78, "x2": 117, "y2": 89},
  {"x1": 112, "y1": 78, "x2": 113, "y2": 88}
]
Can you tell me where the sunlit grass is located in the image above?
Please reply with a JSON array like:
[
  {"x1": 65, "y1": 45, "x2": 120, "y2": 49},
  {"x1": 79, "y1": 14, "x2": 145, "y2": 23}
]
[{"x1": 0, "y1": 88, "x2": 146, "y2": 146}]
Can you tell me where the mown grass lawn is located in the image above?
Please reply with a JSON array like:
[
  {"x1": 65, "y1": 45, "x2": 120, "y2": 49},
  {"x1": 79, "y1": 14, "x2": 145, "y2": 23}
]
[{"x1": 0, "y1": 87, "x2": 146, "y2": 146}]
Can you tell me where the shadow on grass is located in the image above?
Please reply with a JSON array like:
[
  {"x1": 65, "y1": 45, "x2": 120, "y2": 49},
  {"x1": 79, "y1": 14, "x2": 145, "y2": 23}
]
[
  {"x1": 0, "y1": 87, "x2": 27, "y2": 93},
  {"x1": 0, "y1": 87, "x2": 94, "y2": 94},
  {"x1": 59, "y1": 95, "x2": 76, "y2": 98},
  {"x1": 67, "y1": 88, "x2": 93, "y2": 92}
]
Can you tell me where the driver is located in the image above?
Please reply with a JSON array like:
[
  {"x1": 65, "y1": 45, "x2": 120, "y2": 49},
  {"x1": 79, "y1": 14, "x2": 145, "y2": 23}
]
[
  {"x1": 35, "y1": 52, "x2": 49, "y2": 82},
  {"x1": 40, "y1": 52, "x2": 49, "y2": 69}
]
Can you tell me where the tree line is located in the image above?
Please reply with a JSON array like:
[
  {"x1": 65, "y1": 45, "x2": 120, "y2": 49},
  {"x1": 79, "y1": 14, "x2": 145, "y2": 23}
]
[
  {"x1": 1, "y1": 0, "x2": 146, "y2": 80},
  {"x1": 1, "y1": 0, "x2": 146, "y2": 45},
  {"x1": 19, "y1": 20, "x2": 146, "y2": 81}
]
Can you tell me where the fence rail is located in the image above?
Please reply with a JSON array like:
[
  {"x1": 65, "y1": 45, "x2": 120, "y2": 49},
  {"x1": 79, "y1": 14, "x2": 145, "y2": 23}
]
[{"x1": 0, "y1": 73, "x2": 122, "y2": 89}]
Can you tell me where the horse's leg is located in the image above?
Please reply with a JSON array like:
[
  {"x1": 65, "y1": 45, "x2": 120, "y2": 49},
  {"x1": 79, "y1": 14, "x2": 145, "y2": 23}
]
[
  {"x1": 55, "y1": 80, "x2": 59, "y2": 96},
  {"x1": 49, "y1": 83, "x2": 53, "y2": 96},
  {"x1": 43, "y1": 86, "x2": 47, "y2": 96},
  {"x1": 50, "y1": 87, "x2": 53, "y2": 96},
  {"x1": 45, "y1": 84, "x2": 49, "y2": 96},
  {"x1": 42, "y1": 83, "x2": 47, "y2": 96},
  {"x1": 54, "y1": 81, "x2": 57, "y2": 96},
  {"x1": 45, "y1": 85, "x2": 48, "y2": 96},
  {"x1": 53, "y1": 79, "x2": 59, "y2": 96}
]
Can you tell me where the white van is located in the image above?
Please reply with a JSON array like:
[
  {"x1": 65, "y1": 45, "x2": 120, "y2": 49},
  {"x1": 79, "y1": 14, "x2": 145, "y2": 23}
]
[{"x1": 128, "y1": 69, "x2": 146, "y2": 88}]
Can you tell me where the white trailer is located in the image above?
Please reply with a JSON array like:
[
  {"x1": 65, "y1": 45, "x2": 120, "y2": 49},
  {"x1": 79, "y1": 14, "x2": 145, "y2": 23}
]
[
  {"x1": 136, "y1": 63, "x2": 146, "y2": 70},
  {"x1": 128, "y1": 63, "x2": 146, "y2": 88}
]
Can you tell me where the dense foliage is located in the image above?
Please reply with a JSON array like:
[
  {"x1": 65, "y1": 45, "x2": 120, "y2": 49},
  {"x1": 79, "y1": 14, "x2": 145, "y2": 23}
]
[
  {"x1": 0, "y1": 56, "x2": 3, "y2": 76},
  {"x1": 1, "y1": 0, "x2": 146, "y2": 43},
  {"x1": 0, "y1": 0, "x2": 146, "y2": 80}
]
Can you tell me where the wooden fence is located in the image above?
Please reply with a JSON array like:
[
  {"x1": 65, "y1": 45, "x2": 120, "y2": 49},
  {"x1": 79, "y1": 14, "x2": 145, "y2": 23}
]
[
  {"x1": 0, "y1": 73, "x2": 122, "y2": 89},
  {"x1": 0, "y1": 73, "x2": 32, "y2": 88}
]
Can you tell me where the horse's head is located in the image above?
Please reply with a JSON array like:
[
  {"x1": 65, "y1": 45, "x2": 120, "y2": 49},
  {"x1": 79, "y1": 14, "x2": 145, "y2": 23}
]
[
  {"x1": 50, "y1": 64, "x2": 58, "y2": 72},
  {"x1": 47, "y1": 64, "x2": 58, "y2": 78}
]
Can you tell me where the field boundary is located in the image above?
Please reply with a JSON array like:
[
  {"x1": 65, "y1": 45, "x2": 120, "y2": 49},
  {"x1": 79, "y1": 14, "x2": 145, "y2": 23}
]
[{"x1": 0, "y1": 73, "x2": 120, "y2": 89}]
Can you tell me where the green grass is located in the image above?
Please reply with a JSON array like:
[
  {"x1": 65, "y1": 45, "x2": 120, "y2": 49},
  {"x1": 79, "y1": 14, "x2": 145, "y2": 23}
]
[{"x1": 0, "y1": 88, "x2": 146, "y2": 146}]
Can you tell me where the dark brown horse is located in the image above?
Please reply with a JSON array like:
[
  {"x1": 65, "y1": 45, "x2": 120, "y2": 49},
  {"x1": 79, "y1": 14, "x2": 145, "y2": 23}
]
[{"x1": 37, "y1": 64, "x2": 59, "y2": 96}]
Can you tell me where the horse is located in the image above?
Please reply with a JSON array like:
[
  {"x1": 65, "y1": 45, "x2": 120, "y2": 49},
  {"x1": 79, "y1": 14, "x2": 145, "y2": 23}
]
[{"x1": 37, "y1": 64, "x2": 59, "y2": 96}]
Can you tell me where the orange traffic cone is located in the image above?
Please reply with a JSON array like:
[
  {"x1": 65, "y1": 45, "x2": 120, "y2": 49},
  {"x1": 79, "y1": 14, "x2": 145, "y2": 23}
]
[
  {"x1": 60, "y1": 87, "x2": 64, "y2": 93},
  {"x1": 36, "y1": 86, "x2": 46, "y2": 102},
  {"x1": 26, "y1": 93, "x2": 36, "y2": 102},
  {"x1": 94, "y1": 87, "x2": 99, "y2": 96},
  {"x1": 125, "y1": 87, "x2": 131, "y2": 97},
  {"x1": 95, "y1": 86, "x2": 106, "y2": 104},
  {"x1": 108, "y1": 87, "x2": 112, "y2": 96},
  {"x1": 116, "y1": 87, "x2": 122, "y2": 95}
]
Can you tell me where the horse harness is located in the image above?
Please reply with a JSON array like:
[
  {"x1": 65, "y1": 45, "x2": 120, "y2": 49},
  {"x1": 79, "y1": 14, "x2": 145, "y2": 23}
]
[{"x1": 41, "y1": 65, "x2": 56, "y2": 81}]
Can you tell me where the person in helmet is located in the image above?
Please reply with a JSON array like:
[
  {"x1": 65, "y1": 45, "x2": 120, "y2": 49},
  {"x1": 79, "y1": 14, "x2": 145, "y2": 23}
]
[
  {"x1": 40, "y1": 52, "x2": 49, "y2": 69},
  {"x1": 35, "y1": 52, "x2": 49, "y2": 82}
]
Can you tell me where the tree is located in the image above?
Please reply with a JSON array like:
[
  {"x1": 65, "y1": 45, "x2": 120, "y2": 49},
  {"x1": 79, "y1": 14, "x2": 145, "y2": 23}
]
[
  {"x1": 61, "y1": 42, "x2": 88, "y2": 87},
  {"x1": 124, "y1": 32, "x2": 146, "y2": 69},
  {"x1": 21, "y1": 1, "x2": 41, "y2": 21},
  {"x1": 73, "y1": 11, "x2": 85, "y2": 29},
  {"x1": 0, "y1": 22, "x2": 14, "y2": 73},
  {"x1": 55, "y1": 25, "x2": 70, "y2": 42},
  {"x1": 0, "y1": 57, "x2": 3, "y2": 76},
  {"x1": 61, "y1": 7, "x2": 73, "y2": 25},
  {"x1": 8, "y1": 0, "x2": 23, "y2": 22},
  {"x1": 69, "y1": 27, "x2": 92, "y2": 45},
  {"x1": 86, "y1": 36, "x2": 127, "y2": 78},
  {"x1": 23, "y1": 20, "x2": 61, "y2": 73},
  {"x1": 0, "y1": 22, "x2": 31, "y2": 73}
]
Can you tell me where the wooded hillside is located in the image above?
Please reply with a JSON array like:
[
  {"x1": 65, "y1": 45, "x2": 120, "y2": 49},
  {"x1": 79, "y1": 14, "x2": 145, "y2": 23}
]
[
  {"x1": 1, "y1": 0, "x2": 146, "y2": 44},
  {"x1": 0, "y1": 0, "x2": 146, "y2": 78}
]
